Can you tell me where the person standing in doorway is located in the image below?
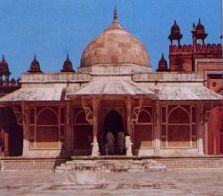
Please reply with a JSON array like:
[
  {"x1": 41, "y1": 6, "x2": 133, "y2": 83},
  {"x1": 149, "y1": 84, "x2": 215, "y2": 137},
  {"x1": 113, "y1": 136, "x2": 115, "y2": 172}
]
[
  {"x1": 106, "y1": 130, "x2": 115, "y2": 155},
  {"x1": 117, "y1": 131, "x2": 125, "y2": 155}
]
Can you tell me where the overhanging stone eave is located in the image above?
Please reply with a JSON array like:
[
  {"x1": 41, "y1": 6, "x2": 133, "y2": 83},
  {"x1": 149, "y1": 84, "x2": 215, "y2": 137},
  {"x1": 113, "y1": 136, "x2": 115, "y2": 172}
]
[
  {"x1": 157, "y1": 99, "x2": 223, "y2": 102},
  {"x1": 66, "y1": 93, "x2": 156, "y2": 100}
]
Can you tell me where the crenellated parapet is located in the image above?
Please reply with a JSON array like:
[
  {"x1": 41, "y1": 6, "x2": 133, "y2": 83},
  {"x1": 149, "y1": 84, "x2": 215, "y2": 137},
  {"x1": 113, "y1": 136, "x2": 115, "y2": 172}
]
[
  {"x1": 169, "y1": 43, "x2": 222, "y2": 55},
  {"x1": 168, "y1": 19, "x2": 222, "y2": 72},
  {"x1": 169, "y1": 44, "x2": 193, "y2": 53},
  {"x1": 195, "y1": 43, "x2": 222, "y2": 55}
]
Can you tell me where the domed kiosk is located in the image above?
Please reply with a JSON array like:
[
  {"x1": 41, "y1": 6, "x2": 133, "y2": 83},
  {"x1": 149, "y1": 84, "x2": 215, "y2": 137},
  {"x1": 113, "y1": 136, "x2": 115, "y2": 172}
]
[
  {"x1": 0, "y1": 8, "x2": 221, "y2": 163},
  {"x1": 80, "y1": 7, "x2": 152, "y2": 73}
]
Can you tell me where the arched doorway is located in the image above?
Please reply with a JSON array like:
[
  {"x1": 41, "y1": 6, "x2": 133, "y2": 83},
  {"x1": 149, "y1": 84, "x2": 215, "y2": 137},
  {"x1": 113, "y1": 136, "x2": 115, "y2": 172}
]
[{"x1": 100, "y1": 110, "x2": 125, "y2": 155}]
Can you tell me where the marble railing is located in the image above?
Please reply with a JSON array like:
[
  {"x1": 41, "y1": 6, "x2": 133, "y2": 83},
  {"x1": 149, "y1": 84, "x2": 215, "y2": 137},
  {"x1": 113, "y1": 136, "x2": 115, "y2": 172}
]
[
  {"x1": 21, "y1": 72, "x2": 92, "y2": 83},
  {"x1": 132, "y1": 72, "x2": 204, "y2": 82}
]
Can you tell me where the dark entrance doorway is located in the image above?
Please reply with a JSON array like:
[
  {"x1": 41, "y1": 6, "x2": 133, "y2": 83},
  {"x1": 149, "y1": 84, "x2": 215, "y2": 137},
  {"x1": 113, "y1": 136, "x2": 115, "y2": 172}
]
[
  {"x1": 100, "y1": 110, "x2": 125, "y2": 155},
  {"x1": 0, "y1": 107, "x2": 23, "y2": 156}
]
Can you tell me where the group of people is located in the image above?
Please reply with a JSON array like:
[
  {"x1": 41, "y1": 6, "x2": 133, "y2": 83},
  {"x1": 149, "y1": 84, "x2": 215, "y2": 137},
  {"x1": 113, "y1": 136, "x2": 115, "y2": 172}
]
[{"x1": 104, "y1": 130, "x2": 125, "y2": 155}]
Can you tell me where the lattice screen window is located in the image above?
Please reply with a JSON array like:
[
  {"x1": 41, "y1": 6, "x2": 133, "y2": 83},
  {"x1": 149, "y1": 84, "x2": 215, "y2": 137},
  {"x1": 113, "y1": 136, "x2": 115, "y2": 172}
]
[
  {"x1": 73, "y1": 108, "x2": 93, "y2": 150},
  {"x1": 29, "y1": 106, "x2": 65, "y2": 149},
  {"x1": 161, "y1": 105, "x2": 197, "y2": 148},
  {"x1": 133, "y1": 107, "x2": 153, "y2": 149}
]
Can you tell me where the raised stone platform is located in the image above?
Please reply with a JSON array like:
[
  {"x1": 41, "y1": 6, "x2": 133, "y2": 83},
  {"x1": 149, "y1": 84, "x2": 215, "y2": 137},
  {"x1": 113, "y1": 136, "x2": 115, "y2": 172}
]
[
  {"x1": 0, "y1": 157, "x2": 69, "y2": 171},
  {"x1": 54, "y1": 156, "x2": 223, "y2": 184},
  {"x1": 55, "y1": 155, "x2": 223, "y2": 173},
  {"x1": 1, "y1": 156, "x2": 223, "y2": 171}
]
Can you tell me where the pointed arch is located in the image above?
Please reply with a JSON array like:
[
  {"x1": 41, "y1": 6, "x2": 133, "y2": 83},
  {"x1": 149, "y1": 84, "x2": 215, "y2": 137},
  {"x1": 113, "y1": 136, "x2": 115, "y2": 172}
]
[
  {"x1": 161, "y1": 105, "x2": 196, "y2": 148},
  {"x1": 168, "y1": 106, "x2": 190, "y2": 123},
  {"x1": 73, "y1": 108, "x2": 92, "y2": 155},
  {"x1": 37, "y1": 107, "x2": 58, "y2": 125},
  {"x1": 138, "y1": 109, "x2": 152, "y2": 123},
  {"x1": 133, "y1": 106, "x2": 153, "y2": 154},
  {"x1": 35, "y1": 107, "x2": 60, "y2": 149}
]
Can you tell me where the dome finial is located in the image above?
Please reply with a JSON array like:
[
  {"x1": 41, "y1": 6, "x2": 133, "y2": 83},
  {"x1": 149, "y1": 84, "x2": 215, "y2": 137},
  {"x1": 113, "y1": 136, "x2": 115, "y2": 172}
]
[{"x1": 114, "y1": 5, "x2": 118, "y2": 22}]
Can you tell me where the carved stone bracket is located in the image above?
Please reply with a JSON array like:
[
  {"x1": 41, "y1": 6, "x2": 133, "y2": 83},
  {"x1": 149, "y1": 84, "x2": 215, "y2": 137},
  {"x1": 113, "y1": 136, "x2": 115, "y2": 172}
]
[
  {"x1": 81, "y1": 96, "x2": 93, "y2": 125},
  {"x1": 131, "y1": 96, "x2": 143, "y2": 123},
  {"x1": 12, "y1": 104, "x2": 23, "y2": 126},
  {"x1": 22, "y1": 103, "x2": 29, "y2": 125},
  {"x1": 81, "y1": 96, "x2": 100, "y2": 125},
  {"x1": 12, "y1": 103, "x2": 29, "y2": 126}
]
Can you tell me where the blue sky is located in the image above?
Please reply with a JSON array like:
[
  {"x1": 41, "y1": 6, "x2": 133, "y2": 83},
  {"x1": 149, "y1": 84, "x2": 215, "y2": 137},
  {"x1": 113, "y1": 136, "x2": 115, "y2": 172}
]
[{"x1": 0, "y1": 0, "x2": 221, "y2": 79}]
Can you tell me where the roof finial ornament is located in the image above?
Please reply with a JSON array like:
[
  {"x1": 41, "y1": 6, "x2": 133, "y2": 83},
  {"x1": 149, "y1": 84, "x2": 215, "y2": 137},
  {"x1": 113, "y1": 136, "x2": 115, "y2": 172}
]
[
  {"x1": 114, "y1": 5, "x2": 118, "y2": 22},
  {"x1": 161, "y1": 53, "x2": 164, "y2": 59}
]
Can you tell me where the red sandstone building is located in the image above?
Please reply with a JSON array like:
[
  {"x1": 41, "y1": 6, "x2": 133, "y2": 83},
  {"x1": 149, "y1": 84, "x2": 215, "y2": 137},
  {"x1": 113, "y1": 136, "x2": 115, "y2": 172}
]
[{"x1": 0, "y1": 10, "x2": 222, "y2": 158}]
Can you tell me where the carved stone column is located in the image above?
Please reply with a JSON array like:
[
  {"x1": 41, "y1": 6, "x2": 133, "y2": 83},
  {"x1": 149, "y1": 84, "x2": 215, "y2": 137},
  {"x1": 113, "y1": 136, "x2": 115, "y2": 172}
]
[
  {"x1": 204, "y1": 120, "x2": 209, "y2": 154},
  {"x1": 197, "y1": 103, "x2": 204, "y2": 155},
  {"x1": 126, "y1": 96, "x2": 133, "y2": 156},
  {"x1": 12, "y1": 103, "x2": 29, "y2": 156},
  {"x1": 125, "y1": 135, "x2": 133, "y2": 156},
  {"x1": 154, "y1": 101, "x2": 160, "y2": 156},
  {"x1": 91, "y1": 96, "x2": 100, "y2": 156},
  {"x1": 82, "y1": 96, "x2": 100, "y2": 156},
  {"x1": 22, "y1": 103, "x2": 30, "y2": 156},
  {"x1": 65, "y1": 101, "x2": 73, "y2": 155},
  {"x1": 126, "y1": 96, "x2": 132, "y2": 136}
]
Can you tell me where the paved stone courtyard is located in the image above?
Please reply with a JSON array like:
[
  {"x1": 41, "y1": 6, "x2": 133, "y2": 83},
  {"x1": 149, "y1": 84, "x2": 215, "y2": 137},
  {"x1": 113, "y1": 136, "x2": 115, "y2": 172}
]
[{"x1": 0, "y1": 169, "x2": 223, "y2": 195}]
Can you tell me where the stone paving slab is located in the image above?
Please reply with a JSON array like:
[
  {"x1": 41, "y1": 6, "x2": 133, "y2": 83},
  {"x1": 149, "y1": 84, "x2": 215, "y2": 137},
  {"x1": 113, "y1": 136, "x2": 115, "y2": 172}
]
[{"x1": 0, "y1": 169, "x2": 223, "y2": 195}]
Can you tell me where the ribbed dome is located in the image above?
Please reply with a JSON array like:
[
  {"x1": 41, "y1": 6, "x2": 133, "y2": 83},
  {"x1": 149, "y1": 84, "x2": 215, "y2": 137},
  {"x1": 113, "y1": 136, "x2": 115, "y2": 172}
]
[{"x1": 80, "y1": 14, "x2": 150, "y2": 68}]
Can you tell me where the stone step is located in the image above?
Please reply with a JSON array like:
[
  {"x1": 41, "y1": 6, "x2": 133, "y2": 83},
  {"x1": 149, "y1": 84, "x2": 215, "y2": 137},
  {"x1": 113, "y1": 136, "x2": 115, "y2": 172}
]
[{"x1": 55, "y1": 159, "x2": 167, "y2": 173}]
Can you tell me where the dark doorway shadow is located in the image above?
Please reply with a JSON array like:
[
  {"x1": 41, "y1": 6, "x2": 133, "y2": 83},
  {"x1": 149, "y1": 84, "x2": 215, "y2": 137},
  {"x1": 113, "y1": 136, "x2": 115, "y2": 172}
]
[
  {"x1": 0, "y1": 107, "x2": 23, "y2": 156},
  {"x1": 100, "y1": 110, "x2": 125, "y2": 155}
]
